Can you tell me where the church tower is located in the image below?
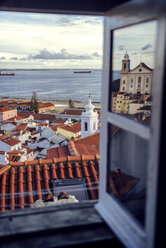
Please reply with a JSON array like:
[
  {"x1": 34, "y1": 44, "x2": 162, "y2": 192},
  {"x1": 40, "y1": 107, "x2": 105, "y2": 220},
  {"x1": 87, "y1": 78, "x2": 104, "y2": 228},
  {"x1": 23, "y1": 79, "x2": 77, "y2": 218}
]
[
  {"x1": 120, "y1": 52, "x2": 130, "y2": 92},
  {"x1": 81, "y1": 98, "x2": 98, "y2": 138},
  {"x1": 121, "y1": 52, "x2": 130, "y2": 72}
]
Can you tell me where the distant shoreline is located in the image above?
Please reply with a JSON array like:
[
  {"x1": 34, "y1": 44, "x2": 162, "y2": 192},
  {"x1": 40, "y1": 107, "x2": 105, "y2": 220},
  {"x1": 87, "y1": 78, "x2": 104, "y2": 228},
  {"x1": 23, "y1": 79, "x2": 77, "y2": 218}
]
[
  {"x1": 0, "y1": 97, "x2": 101, "y2": 110},
  {"x1": 0, "y1": 68, "x2": 102, "y2": 71}
]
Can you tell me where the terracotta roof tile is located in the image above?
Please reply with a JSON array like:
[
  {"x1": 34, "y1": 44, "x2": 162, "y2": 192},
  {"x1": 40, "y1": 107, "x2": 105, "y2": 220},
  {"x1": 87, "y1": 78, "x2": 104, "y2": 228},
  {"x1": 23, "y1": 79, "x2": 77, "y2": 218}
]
[
  {"x1": 109, "y1": 169, "x2": 139, "y2": 196},
  {"x1": 47, "y1": 145, "x2": 70, "y2": 159},
  {"x1": 60, "y1": 110, "x2": 83, "y2": 115},
  {"x1": 18, "y1": 112, "x2": 56, "y2": 121},
  {"x1": 50, "y1": 124, "x2": 63, "y2": 132},
  {"x1": 1, "y1": 137, "x2": 21, "y2": 146},
  {"x1": 74, "y1": 133, "x2": 100, "y2": 152},
  {"x1": 0, "y1": 165, "x2": 11, "y2": 176},
  {"x1": 58, "y1": 123, "x2": 81, "y2": 134},
  {"x1": 54, "y1": 120, "x2": 66, "y2": 124},
  {"x1": 0, "y1": 107, "x2": 14, "y2": 112},
  {"x1": 8, "y1": 116, "x2": 25, "y2": 121},
  {"x1": 0, "y1": 156, "x2": 99, "y2": 211}
]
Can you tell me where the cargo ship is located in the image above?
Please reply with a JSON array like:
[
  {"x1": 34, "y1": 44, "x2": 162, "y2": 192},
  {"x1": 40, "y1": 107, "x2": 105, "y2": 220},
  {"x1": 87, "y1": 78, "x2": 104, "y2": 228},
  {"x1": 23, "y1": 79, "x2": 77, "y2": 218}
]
[
  {"x1": 74, "y1": 70, "x2": 92, "y2": 73},
  {"x1": 0, "y1": 72, "x2": 15, "y2": 76}
]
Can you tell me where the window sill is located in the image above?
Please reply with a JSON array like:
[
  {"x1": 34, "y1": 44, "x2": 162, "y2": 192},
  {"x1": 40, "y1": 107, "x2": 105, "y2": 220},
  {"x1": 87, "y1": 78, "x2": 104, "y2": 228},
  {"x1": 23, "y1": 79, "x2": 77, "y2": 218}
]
[{"x1": 0, "y1": 201, "x2": 124, "y2": 247}]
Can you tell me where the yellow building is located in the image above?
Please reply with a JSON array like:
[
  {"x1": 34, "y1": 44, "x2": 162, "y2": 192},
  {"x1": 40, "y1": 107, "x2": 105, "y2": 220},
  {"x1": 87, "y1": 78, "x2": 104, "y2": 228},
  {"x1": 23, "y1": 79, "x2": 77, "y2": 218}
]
[
  {"x1": 115, "y1": 93, "x2": 125, "y2": 113},
  {"x1": 111, "y1": 93, "x2": 117, "y2": 112},
  {"x1": 121, "y1": 93, "x2": 132, "y2": 114},
  {"x1": 56, "y1": 123, "x2": 81, "y2": 140}
]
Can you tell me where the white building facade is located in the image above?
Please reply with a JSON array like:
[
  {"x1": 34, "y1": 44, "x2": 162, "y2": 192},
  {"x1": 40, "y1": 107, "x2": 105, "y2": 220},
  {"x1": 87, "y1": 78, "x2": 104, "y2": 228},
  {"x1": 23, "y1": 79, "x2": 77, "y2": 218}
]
[
  {"x1": 120, "y1": 53, "x2": 153, "y2": 94},
  {"x1": 81, "y1": 99, "x2": 98, "y2": 138}
]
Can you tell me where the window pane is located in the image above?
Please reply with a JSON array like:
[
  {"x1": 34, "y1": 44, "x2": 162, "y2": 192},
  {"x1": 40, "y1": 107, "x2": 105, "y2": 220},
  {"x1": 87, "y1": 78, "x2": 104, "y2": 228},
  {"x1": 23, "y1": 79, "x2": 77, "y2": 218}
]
[
  {"x1": 110, "y1": 21, "x2": 157, "y2": 125},
  {"x1": 107, "y1": 124, "x2": 148, "y2": 227},
  {"x1": 0, "y1": 11, "x2": 103, "y2": 212}
]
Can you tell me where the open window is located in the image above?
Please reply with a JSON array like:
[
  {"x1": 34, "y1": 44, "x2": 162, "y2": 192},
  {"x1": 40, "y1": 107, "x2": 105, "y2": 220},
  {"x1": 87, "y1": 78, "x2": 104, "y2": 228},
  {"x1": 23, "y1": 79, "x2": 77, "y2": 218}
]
[
  {"x1": 0, "y1": 0, "x2": 166, "y2": 248},
  {"x1": 96, "y1": 1, "x2": 166, "y2": 248}
]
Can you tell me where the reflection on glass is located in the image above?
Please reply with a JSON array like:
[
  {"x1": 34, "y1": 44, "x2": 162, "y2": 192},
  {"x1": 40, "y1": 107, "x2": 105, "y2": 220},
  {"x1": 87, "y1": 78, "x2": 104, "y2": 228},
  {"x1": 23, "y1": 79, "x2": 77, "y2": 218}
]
[
  {"x1": 107, "y1": 124, "x2": 148, "y2": 226},
  {"x1": 110, "y1": 21, "x2": 157, "y2": 125}
]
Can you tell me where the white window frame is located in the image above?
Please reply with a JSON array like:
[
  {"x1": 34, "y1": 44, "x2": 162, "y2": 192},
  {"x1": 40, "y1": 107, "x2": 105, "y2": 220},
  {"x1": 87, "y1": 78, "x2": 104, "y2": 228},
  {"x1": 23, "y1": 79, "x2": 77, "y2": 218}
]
[{"x1": 95, "y1": 1, "x2": 166, "y2": 248}]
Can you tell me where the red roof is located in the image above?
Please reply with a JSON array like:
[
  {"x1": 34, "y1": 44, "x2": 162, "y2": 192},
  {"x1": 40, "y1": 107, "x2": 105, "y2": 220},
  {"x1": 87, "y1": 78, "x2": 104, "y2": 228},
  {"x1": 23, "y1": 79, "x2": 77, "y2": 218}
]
[
  {"x1": 8, "y1": 116, "x2": 25, "y2": 121},
  {"x1": 50, "y1": 124, "x2": 63, "y2": 132},
  {"x1": 22, "y1": 145, "x2": 33, "y2": 154},
  {"x1": 0, "y1": 107, "x2": 15, "y2": 112},
  {"x1": 60, "y1": 110, "x2": 83, "y2": 116},
  {"x1": 54, "y1": 120, "x2": 66, "y2": 124},
  {"x1": 31, "y1": 131, "x2": 40, "y2": 136},
  {"x1": 58, "y1": 123, "x2": 81, "y2": 134},
  {"x1": 7, "y1": 149, "x2": 24, "y2": 155},
  {"x1": 0, "y1": 137, "x2": 21, "y2": 146},
  {"x1": 0, "y1": 151, "x2": 6, "y2": 154},
  {"x1": 74, "y1": 133, "x2": 100, "y2": 152},
  {"x1": 47, "y1": 145, "x2": 70, "y2": 159},
  {"x1": 0, "y1": 165, "x2": 11, "y2": 176},
  {"x1": 14, "y1": 123, "x2": 27, "y2": 132},
  {"x1": 0, "y1": 156, "x2": 99, "y2": 211},
  {"x1": 47, "y1": 140, "x2": 99, "y2": 159},
  {"x1": 18, "y1": 112, "x2": 56, "y2": 121}
]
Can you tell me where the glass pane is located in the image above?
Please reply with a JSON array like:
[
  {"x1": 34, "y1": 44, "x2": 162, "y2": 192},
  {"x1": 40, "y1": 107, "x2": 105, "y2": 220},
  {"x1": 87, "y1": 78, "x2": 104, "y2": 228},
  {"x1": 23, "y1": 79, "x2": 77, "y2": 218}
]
[
  {"x1": 0, "y1": 11, "x2": 103, "y2": 212},
  {"x1": 107, "y1": 124, "x2": 148, "y2": 227},
  {"x1": 110, "y1": 21, "x2": 157, "y2": 125}
]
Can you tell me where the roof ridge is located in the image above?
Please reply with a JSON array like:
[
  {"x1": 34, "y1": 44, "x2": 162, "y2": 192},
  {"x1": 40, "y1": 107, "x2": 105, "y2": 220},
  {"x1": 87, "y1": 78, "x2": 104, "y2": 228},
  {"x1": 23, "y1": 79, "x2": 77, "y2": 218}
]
[
  {"x1": 9, "y1": 154, "x2": 100, "y2": 167},
  {"x1": 67, "y1": 140, "x2": 79, "y2": 156},
  {"x1": 0, "y1": 165, "x2": 11, "y2": 176}
]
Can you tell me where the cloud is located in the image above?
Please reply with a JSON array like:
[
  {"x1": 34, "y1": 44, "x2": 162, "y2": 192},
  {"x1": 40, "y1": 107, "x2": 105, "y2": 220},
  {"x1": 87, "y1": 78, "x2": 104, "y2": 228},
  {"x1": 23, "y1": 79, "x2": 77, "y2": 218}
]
[
  {"x1": 25, "y1": 48, "x2": 100, "y2": 60},
  {"x1": 92, "y1": 52, "x2": 100, "y2": 57},
  {"x1": 0, "y1": 56, "x2": 6, "y2": 60},
  {"x1": 141, "y1": 44, "x2": 152, "y2": 51},
  {"x1": 10, "y1": 57, "x2": 19, "y2": 60},
  {"x1": 118, "y1": 45, "x2": 125, "y2": 51}
]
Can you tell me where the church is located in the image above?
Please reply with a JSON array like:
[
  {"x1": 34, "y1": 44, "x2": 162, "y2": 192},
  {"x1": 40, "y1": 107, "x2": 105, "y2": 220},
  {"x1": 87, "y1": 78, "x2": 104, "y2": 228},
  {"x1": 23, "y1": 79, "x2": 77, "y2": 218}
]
[
  {"x1": 81, "y1": 98, "x2": 99, "y2": 138},
  {"x1": 119, "y1": 53, "x2": 153, "y2": 94}
]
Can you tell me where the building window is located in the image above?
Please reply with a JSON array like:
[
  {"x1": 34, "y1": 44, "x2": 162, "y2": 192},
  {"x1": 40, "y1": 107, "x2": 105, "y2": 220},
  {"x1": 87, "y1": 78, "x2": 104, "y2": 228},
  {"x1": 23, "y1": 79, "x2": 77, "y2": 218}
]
[
  {"x1": 123, "y1": 80, "x2": 125, "y2": 84},
  {"x1": 124, "y1": 63, "x2": 126, "y2": 69},
  {"x1": 131, "y1": 78, "x2": 133, "y2": 83},
  {"x1": 122, "y1": 87, "x2": 125, "y2": 90},
  {"x1": 130, "y1": 84, "x2": 133, "y2": 88},
  {"x1": 138, "y1": 76, "x2": 141, "y2": 83},
  {"x1": 93, "y1": 122, "x2": 96, "y2": 130},
  {"x1": 84, "y1": 122, "x2": 88, "y2": 131},
  {"x1": 146, "y1": 78, "x2": 149, "y2": 83},
  {"x1": 146, "y1": 84, "x2": 149, "y2": 88}
]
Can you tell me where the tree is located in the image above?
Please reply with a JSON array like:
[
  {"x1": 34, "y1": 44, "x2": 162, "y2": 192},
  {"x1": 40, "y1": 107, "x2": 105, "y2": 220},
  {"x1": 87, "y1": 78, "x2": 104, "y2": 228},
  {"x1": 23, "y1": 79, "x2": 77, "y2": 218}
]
[
  {"x1": 30, "y1": 91, "x2": 39, "y2": 113},
  {"x1": 68, "y1": 99, "x2": 75, "y2": 108}
]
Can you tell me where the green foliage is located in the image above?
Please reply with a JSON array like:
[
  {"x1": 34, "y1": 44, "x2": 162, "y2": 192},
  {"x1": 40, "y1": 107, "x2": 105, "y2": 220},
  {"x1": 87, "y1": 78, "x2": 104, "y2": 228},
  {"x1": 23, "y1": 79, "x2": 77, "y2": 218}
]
[
  {"x1": 71, "y1": 119, "x2": 79, "y2": 123},
  {"x1": 68, "y1": 99, "x2": 75, "y2": 108},
  {"x1": 30, "y1": 91, "x2": 39, "y2": 113},
  {"x1": 112, "y1": 79, "x2": 120, "y2": 92}
]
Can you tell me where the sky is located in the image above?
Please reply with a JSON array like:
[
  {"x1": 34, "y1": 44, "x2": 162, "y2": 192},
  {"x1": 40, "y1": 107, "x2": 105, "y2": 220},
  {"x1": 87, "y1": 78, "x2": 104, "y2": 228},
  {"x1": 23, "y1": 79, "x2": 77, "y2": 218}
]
[
  {"x1": 0, "y1": 12, "x2": 103, "y2": 69},
  {"x1": 0, "y1": 12, "x2": 157, "y2": 70},
  {"x1": 112, "y1": 20, "x2": 157, "y2": 70}
]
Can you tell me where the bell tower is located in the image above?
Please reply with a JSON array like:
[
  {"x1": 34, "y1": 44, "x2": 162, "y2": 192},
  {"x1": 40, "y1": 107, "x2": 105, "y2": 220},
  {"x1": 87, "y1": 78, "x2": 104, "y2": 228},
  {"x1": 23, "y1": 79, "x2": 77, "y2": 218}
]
[
  {"x1": 121, "y1": 52, "x2": 130, "y2": 72},
  {"x1": 81, "y1": 97, "x2": 98, "y2": 138}
]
